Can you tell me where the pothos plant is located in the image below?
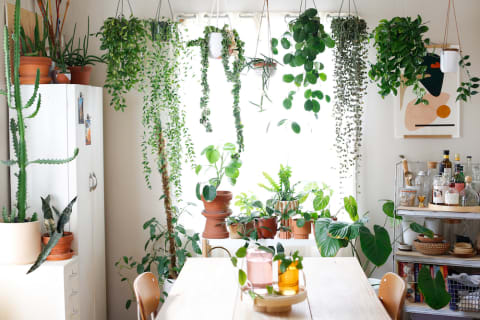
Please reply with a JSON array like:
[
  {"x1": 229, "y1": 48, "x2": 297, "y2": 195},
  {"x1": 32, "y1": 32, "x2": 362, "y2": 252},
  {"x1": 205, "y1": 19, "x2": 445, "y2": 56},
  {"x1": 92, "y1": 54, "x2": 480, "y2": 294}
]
[
  {"x1": 188, "y1": 25, "x2": 246, "y2": 152},
  {"x1": 195, "y1": 143, "x2": 242, "y2": 202},
  {"x1": 315, "y1": 197, "x2": 450, "y2": 310},
  {"x1": 97, "y1": 15, "x2": 148, "y2": 111},
  {"x1": 271, "y1": 8, "x2": 334, "y2": 133},
  {"x1": 456, "y1": 55, "x2": 480, "y2": 102},
  {"x1": 369, "y1": 15, "x2": 430, "y2": 105},
  {"x1": 115, "y1": 205, "x2": 202, "y2": 310},
  {"x1": 331, "y1": 16, "x2": 368, "y2": 187}
]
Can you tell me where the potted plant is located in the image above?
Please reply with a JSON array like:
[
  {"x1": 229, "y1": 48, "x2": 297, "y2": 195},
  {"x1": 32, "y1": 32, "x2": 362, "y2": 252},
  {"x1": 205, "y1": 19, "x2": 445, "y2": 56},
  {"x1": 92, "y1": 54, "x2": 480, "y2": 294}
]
[
  {"x1": 234, "y1": 192, "x2": 262, "y2": 238},
  {"x1": 252, "y1": 200, "x2": 278, "y2": 239},
  {"x1": 187, "y1": 25, "x2": 246, "y2": 152},
  {"x1": 67, "y1": 17, "x2": 104, "y2": 85},
  {"x1": 245, "y1": 55, "x2": 280, "y2": 111},
  {"x1": 27, "y1": 196, "x2": 77, "y2": 273},
  {"x1": 53, "y1": 32, "x2": 75, "y2": 84},
  {"x1": 292, "y1": 211, "x2": 313, "y2": 239},
  {"x1": 0, "y1": 0, "x2": 78, "y2": 266},
  {"x1": 18, "y1": 16, "x2": 51, "y2": 84},
  {"x1": 196, "y1": 143, "x2": 242, "y2": 239},
  {"x1": 271, "y1": 8, "x2": 335, "y2": 132},
  {"x1": 259, "y1": 165, "x2": 301, "y2": 239}
]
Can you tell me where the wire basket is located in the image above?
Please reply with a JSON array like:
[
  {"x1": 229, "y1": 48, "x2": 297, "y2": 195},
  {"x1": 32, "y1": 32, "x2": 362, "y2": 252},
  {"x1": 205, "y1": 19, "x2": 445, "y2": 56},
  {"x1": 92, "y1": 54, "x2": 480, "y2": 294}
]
[{"x1": 448, "y1": 277, "x2": 480, "y2": 312}]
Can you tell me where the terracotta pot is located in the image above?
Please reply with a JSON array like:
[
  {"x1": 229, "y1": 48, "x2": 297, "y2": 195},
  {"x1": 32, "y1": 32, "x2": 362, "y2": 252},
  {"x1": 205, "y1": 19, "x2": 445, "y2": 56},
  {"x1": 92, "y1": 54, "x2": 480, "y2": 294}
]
[
  {"x1": 202, "y1": 210, "x2": 231, "y2": 239},
  {"x1": 0, "y1": 221, "x2": 41, "y2": 265},
  {"x1": 19, "y1": 56, "x2": 52, "y2": 84},
  {"x1": 201, "y1": 191, "x2": 232, "y2": 213},
  {"x1": 228, "y1": 223, "x2": 245, "y2": 239},
  {"x1": 54, "y1": 68, "x2": 71, "y2": 84},
  {"x1": 275, "y1": 200, "x2": 299, "y2": 239},
  {"x1": 42, "y1": 232, "x2": 74, "y2": 261},
  {"x1": 244, "y1": 221, "x2": 255, "y2": 237},
  {"x1": 257, "y1": 217, "x2": 278, "y2": 239},
  {"x1": 293, "y1": 220, "x2": 311, "y2": 239},
  {"x1": 69, "y1": 65, "x2": 92, "y2": 85}
]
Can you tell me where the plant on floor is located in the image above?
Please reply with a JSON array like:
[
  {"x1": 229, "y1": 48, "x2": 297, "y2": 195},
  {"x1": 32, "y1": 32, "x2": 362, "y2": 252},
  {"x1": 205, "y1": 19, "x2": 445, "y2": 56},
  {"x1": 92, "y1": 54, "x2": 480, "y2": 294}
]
[
  {"x1": 27, "y1": 196, "x2": 77, "y2": 274},
  {"x1": 187, "y1": 25, "x2": 246, "y2": 152},
  {"x1": 369, "y1": 16, "x2": 430, "y2": 105},
  {"x1": 195, "y1": 143, "x2": 242, "y2": 202},
  {"x1": 97, "y1": 15, "x2": 148, "y2": 111},
  {"x1": 331, "y1": 16, "x2": 368, "y2": 186},
  {"x1": 115, "y1": 206, "x2": 202, "y2": 310},
  {"x1": 1, "y1": 0, "x2": 79, "y2": 223},
  {"x1": 271, "y1": 8, "x2": 334, "y2": 133}
]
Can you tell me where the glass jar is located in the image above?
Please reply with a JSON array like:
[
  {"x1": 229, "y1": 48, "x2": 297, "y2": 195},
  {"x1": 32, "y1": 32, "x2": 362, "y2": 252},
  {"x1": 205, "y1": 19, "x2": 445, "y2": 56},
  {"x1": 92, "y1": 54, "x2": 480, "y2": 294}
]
[
  {"x1": 433, "y1": 175, "x2": 447, "y2": 205},
  {"x1": 399, "y1": 188, "x2": 417, "y2": 207},
  {"x1": 415, "y1": 171, "x2": 427, "y2": 207},
  {"x1": 445, "y1": 185, "x2": 460, "y2": 206},
  {"x1": 278, "y1": 260, "x2": 299, "y2": 296},
  {"x1": 246, "y1": 248, "x2": 273, "y2": 289},
  {"x1": 461, "y1": 176, "x2": 480, "y2": 206},
  {"x1": 426, "y1": 162, "x2": 438, "y2": 204}
]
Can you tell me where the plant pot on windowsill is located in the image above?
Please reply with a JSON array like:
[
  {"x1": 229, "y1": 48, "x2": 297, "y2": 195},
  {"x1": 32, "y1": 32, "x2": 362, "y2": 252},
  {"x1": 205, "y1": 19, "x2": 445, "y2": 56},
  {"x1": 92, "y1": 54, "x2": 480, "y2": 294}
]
[
  {"x1": 275, "y1": 200, "x2": 299, "y2": 239},
  {"x1": 256, "y1": 217, "x2": 278, "y2": 239},
  {"x1": 228, "y1": 223, "x2": 245, "y2": 239},
  {"x1": 201, "y1": 191, "x2": 232, "y2": 239},
  {"x1": 69, "y1": 65, "x2": 92, "y2": 85},
  {"x1": 0, "y1": 221, "x2": 41, "y2": 265},
  {"x1": 292, "y1": 220, "x2": 311, "y2": 239},
  {"x1": 19, "y1": 56, "x2": 52, "y2": 84},
  {"x1": 41, "y1": 231, "x2": 74, "y2": 261}
]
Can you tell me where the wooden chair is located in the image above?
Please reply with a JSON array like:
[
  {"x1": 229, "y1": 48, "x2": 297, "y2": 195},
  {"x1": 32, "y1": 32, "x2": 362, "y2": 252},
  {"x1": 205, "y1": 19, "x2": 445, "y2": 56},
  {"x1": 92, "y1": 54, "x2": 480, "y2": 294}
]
[
  {"x1": 378, "y1": 272, "x2": 406, "y2": 320},
  {"x1": 134, "y1": 272, "x2": 161, "y2": 320}
]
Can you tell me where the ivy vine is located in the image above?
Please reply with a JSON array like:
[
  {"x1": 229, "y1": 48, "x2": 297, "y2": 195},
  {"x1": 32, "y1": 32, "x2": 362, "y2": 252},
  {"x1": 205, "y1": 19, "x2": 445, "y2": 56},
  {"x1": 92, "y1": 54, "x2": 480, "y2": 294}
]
[
  {"x1": 331, "y1": 16, "x2": 368, "y2": 185},
  {"x1": 97, "y1": 16, "x2": 149, "y2": 111},
  {"x1": 188, "y1": 25, "x2": 246, "y2": 152}
]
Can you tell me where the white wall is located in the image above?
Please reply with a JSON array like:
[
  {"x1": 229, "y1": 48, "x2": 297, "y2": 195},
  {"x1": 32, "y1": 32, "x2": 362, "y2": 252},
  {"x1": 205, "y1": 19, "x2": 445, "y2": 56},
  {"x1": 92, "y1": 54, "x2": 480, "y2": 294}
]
[{"x1": 1, "y1": 0, "x2": 479, "y2": 319}]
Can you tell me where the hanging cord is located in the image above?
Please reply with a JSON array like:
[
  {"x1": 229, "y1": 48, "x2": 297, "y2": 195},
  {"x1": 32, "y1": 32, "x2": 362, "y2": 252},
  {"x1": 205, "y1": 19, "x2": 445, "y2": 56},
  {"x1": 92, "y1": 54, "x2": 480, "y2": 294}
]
[
  {"x1": 253, "y1": 0, "x2": 266, "y2": 59},
  {"x1": 337, "y1": 0, "x2": 359, "y2": 17},
  {"x1": 442, "y1": 0, "x2": 462, "y2": 53},
  {"x1": 253, "y1": 0, "x2": 273, "y2": 60},
  {"x1": 155, "y1": 0, "x2": 174, "y2": 21},
  {"x1": 115, "y1": 0, "x2": 133, "y2": 17}
]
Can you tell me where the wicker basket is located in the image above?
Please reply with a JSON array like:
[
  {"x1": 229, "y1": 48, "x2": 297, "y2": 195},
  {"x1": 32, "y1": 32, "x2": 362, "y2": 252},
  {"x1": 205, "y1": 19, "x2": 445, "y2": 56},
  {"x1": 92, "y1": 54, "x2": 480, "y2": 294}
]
[
  {"x1": 417, "y1": 234, "x2": 444, "y2": 243},
  {"x1": 414, "y1": 239, "x2": 450, "y2": 255}
]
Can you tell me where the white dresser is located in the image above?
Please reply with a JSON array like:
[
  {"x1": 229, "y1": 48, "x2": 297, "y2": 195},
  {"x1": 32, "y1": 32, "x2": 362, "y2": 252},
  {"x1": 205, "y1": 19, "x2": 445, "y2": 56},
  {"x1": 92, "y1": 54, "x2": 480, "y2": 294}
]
[{"x1": 8, "y1": 85, "x2": 106, "y2": 320}]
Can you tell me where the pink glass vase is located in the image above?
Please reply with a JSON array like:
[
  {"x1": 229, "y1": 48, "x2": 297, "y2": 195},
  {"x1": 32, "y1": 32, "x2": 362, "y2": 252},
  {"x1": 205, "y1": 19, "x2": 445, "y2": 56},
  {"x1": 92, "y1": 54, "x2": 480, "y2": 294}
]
[{"x1": 246, "y1": 248, "x2": 273, "y2": 288}]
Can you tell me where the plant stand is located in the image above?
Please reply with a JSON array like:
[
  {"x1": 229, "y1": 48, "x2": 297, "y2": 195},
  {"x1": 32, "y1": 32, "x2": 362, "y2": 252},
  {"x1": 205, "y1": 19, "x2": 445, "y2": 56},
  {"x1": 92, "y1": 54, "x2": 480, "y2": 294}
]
[{"x1": 202, "y1": 210, "x2": 231, "y2": 239}]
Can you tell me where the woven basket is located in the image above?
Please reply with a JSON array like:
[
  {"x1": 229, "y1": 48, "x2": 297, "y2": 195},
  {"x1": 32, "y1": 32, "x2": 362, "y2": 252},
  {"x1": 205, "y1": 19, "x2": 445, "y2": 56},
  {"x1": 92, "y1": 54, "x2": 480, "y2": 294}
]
[
  {"x1": 417, "y1": 234, "x2": 444, "y2": 243},
  {"x1": 414, "y1": 240, "x2": 450, "y2": 255}
]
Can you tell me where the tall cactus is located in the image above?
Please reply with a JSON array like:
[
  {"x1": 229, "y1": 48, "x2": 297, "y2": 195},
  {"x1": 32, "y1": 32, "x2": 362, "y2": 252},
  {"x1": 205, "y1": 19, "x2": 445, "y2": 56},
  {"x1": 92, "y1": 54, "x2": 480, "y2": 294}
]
[{"x1": 1, "y1": 0, "x2": 78, "y2": 223}]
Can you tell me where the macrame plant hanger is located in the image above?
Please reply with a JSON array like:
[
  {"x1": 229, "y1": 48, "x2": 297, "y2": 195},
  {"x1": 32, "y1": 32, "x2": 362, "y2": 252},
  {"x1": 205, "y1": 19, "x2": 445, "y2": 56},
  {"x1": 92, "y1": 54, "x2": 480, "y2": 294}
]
[
  {"x1": 336, "y1": 0, "x2": 359, "y2": 18},
  {"x1": 253, "y1": 0, "x2": 273, "y2": 61},
  {"x1": 442, "y1": 0, "x2": 462, "y2": 54},
  {"x1": 207, "y1": 0, "x2": 233, "y2": 29},
  {"x1": 298, "y1": 0, "x2": 318, "y2": 13},
  {"x1": 152, "y1": 0, "x2": 174, "y2": 41},
  {"x1": 115, "y1": 0, "x2": 133, "y2": 18}
]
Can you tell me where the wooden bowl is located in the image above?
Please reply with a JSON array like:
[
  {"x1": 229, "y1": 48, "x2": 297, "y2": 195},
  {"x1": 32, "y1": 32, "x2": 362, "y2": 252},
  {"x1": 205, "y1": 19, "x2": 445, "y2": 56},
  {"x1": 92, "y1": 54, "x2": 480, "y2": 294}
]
[
  {"x1": 414, "y1": 240, "x2": 450, "y2": 256},
  {"x1": 253, "y1": 288, "x2": 307, "y2": 313},
  {"x1": 417, "y1": 234, "x2": 444, "y2": 243},
  {"x1": 449, "y1": 250, "x2": 477, "y2": 258}
]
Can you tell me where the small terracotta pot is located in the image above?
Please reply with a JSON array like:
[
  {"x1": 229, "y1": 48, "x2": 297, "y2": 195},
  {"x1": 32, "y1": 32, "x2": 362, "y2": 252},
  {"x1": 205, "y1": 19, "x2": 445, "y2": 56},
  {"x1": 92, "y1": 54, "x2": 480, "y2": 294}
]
[
  {"x1": 275, "y1": 201, "x2": 299, "y2": 239},
  {"x1": 293, "y1": 220, "x2": 311, "y2": 239},
  {"x1": 257, "y1": 217, "x2": 278, "y2": 239},
  {"x1": 54, "y1": 68, "x2": 71, "y2": 84},
  {"x1": 41, "y1": 232, "x2": 74, "y2": 261},
  {"x1": 244, "y1": 221, "x2": 255, "y2": 237},
  {"x1": 202, "y1": 191, "x2": 232, "y2": 213},
  {"x1": 69, "y1": 65, "x2": 92, "y2": 85},
  {"x1": 228, "y1": 223, "x2": 245, "y2": 239},
  {"x1": 202, "y1": 210, "x2": 231, "y2": 239},
  {"x1": 19, "y1": 56, "x2": 52, "y2": 84}
]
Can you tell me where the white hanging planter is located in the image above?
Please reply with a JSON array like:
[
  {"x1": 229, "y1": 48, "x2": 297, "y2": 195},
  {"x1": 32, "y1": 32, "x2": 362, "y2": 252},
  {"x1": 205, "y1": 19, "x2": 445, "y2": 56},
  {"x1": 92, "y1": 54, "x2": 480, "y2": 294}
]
[
  {"x1": 208, "y1": 32, "x2": 223, "y2": 59},
  {"x1": 440, "y1": 48, "x2": 460, "y2": 73},
  {"x1": 0, "y1": 221, "x2": 41, "y2": 265}
]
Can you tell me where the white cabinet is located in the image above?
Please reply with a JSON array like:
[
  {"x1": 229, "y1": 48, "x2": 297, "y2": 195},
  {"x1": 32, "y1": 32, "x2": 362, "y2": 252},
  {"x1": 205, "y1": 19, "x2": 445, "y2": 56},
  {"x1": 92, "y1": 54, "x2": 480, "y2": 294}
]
[{"x1": 8, "y1": 84, "x2": 106, "y2": 320}]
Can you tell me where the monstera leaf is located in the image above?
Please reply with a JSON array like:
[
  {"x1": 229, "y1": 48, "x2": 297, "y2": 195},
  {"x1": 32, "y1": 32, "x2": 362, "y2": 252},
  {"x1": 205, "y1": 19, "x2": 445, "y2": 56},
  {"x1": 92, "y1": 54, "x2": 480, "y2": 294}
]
[
  {"x1": 418, "y1": 266, "x2": 451, "y2": 310},
  {"x1": 315, "y1": 219, "x2": 347, "y2": 257},
  {"x1": 359, "y1": 225, "x2": 392, "y2": 267}
]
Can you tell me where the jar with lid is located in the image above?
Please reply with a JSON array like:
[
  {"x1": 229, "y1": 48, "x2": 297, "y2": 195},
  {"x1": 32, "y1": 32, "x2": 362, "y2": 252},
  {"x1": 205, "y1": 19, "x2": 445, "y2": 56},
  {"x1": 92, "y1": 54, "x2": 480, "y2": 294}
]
[
  {"x1": 433, "y1": 174, "x2": 448, "y2": 205},
  {"x1": 445, "y1": 184, "x2": 460, "y2": 206}
]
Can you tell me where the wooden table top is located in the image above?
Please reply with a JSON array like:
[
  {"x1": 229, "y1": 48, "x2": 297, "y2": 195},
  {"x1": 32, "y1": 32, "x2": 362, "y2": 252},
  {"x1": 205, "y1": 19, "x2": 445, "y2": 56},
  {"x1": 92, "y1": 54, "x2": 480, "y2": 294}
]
[{"x1": 156, "y1": 257, "x2": 390, "y2": 320}]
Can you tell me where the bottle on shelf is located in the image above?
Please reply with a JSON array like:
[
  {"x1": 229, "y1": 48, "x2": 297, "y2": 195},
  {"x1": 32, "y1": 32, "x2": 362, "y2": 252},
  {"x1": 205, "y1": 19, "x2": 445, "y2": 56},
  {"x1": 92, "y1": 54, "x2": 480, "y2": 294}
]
[
  {"x1": 454, "y1": 164, "x2": 465, "y2": 192},
  {"x1": 454, "y1": 153, "x2": 461, "y2": 169},
  {"x1": 415, "y1": 171, "x2": 427, "y2": 207},
  {"x1": 461, "y1": 176, "x2": 480, "y2": 206},
  {"x1": 445, "y1": 181, "x2": 460, "y2": 206},
  {"x1": 439, "y1": 150, "x2": 453, "y2": 178},
  {"x1": 465, "y1": 156, "x2": 474, "y2": 178},
  {"x1": 426, "y1": 161, "x2": 438, "y2": 204},
  {"x1": 433, "y1": 174, "x2": 448, "y2": 205}
]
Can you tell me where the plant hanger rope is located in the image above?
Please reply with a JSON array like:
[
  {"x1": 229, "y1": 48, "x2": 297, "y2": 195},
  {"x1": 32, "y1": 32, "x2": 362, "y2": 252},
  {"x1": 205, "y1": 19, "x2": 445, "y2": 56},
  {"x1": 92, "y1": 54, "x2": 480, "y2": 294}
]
[
  {"x1": 442, "y1": 0, "x2": 462, "y2": 52},
  {"x1": 253, "y1": 0, "x2": 273, "y2": 60},
  {"x1": 299, "y1": 0, "x2": 317, "y2": 13},
  {"x1": 115, "y1": 0, "x2": 133, "y2": 17},
  {"x1": 155, "y1": 0, "x2": 174, "y2": 21},
  {"x1": 336, "y1": 0, "x2": 359, "y2": 17}
]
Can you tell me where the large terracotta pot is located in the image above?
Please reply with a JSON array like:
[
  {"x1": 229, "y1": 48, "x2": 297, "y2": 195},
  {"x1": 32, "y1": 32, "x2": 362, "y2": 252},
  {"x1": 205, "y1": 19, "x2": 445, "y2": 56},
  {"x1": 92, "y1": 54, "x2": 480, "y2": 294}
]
[
  {"x1": 292, "y1": 220, "x2": 311, "y2": 239},
  {"x1": 274, "y1": 200, "x2": 299, "y2": 239},
  {"x1": 41, "y1": 231, "x2": 74, "y2": 261},
  {"x1": 201, "y1": 191, "x2": 232, "y2": 212},
  {"x1": 228, "y1": 223, "x2": 245, "y2": 239},
  {"x1": 256, "y1": 217, "x2": 278, "y2": 239},
  {"x1": 69, "y1": 65, "x2": 92, "y2": 85},
  {"x1": 19, "y1": 56, "x2": 52, "y2": 84},
  {"x1": 0, "y1": 221, "x2": 41, "y2": 265}
]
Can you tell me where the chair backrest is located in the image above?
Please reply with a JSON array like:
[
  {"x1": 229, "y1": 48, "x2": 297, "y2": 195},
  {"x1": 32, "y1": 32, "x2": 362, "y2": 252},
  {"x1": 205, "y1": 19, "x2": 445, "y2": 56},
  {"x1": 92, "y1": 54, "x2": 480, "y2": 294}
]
[
  {"x1": 378, "y1": 272, "x2": 406, "y2": 320},
  {"x1": 134, "y1": 272, "x2": 161, "y2": 320}
]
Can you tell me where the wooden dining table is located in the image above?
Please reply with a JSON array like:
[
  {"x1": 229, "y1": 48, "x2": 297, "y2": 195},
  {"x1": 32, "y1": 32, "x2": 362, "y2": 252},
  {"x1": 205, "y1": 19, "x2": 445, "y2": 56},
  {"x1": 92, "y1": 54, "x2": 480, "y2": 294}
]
[{"x1": 156, "y1": 257, "x2": 390, "y2": 320}]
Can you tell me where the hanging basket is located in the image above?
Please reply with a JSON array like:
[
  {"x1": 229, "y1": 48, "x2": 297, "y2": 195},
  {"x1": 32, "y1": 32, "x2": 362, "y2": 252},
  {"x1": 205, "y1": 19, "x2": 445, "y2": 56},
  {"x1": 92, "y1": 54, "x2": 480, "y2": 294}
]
[
  {"x1": 440, "y1": 48, "x2": 460, "y2": 73},
  {"x1": 208, "y1": 32, "x2": 224, "y2": 59}
]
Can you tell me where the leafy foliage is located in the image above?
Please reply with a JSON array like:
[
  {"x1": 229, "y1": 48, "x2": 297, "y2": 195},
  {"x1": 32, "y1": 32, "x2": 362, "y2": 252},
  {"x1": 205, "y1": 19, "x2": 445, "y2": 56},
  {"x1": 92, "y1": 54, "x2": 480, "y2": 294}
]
[
  {"x1": 369, "y1": 15, "x2": 430, "y2": 104},
  {"x1": 331, "y1": 17, "x2": 368, "y2": 186},
  {"x1": 418, "y1": 266, "x2": 451, "y2": 310},
  {"x1": 19, "y1": 16, "x2": 47, "y2": 56},
  {"x1": 245, "y1": 55, "x2": 279, "y2": 111},
  {"x1": 66, "y1": 17, "x2": 104, "y2": 67},
  {"x1": 259, "y1": 164, "x2": 300, "y2": 202},
  {"x1": 456, "y1": 55, "x2": 480, "y2": 102}
]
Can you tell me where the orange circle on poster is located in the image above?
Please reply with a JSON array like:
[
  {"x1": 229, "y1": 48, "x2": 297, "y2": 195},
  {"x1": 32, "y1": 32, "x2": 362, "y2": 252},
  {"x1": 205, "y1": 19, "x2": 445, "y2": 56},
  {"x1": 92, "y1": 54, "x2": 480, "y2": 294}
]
[{"x1": 437, "y1": 105, "x2": 451, "y2": 118}]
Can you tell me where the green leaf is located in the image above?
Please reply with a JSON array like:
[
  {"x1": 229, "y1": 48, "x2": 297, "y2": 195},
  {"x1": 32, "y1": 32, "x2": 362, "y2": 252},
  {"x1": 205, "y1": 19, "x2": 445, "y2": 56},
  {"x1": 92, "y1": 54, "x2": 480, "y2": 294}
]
[
  {"x1": 328, "y1": 221, "x2": 352, "y2": 240},
  {"x1": 236, "y1": 246, "x2": 247, "y2": 258},
  {"x1": 304, "y1": 89, "x2": 312, "y2": 99},
  {"x1": 283, "y1": 53, "x2": 294, "y2": 64},
  {"x1": 223, "y1": 142, "x2": 236, "y2": 151},
  {"x1": 318, "y1": 73, "x2": 327, "y2": 81},
  {"x1": 205, "y1": 148, "x2": 220, "y2": 164},
  {"x1": 126, "y1": 299, "x2": 132, "y2": 309},
  {"x1": 225, "y1": 166, "x2": 239, "y2": 179},
  {"x1": 306, "y1": 72, "x2": 317, "y2": 84},
  {"x1": 231, "y1": 256, "x2": 238, "y2": 267},
  {"x1": 294, "y1": 74, "x2": 304, "y2": 86},
  {"x1": 202, "y1": 185, "x2": 217, "y2": 201},
  {"x1": 382, "y1": 200, "x2": 397, "y2": 219},
  {"x1": 344, "y1": 196, "x2": 358, "y2": 221},
  {"x1": 271, "y1": 38, "x2": 278, "y2": 47},
  {"x1": 196, "y1": 183, "x2": 202, "y2": 200},
  {"x1": 283, "y1": 98, "x2": 292, "y2": 109},
  {"x1": 283, "y1": 74, "x2": 294, "y2": 83},
  {"x1": 281, "y1": 38, "x2": 291, "y2": 49},
  {"x1": 311, "y1": 99, "x2": 320, "y2": 113},
  {"x1": 359, "y1": 225, "x2": 392, "y2": 267},
  {"x1": 418, "y1": 266, "x2": 451, "y2": 310},
  {"x1": 315, "y1": 219, "x2": 342, "y2": 257},
  {"x1": 238, "y1": 269, "x2": 247, "y2": 286},
  {"x1": 313, "y1": 195, "x2": 329, "y2": 211},
  {"x1": 410, "y1": 222, "x2": 434, "y2": 238},
  {"x1": 195, "y1": 165, "x2": 202, "y2": 175},
  {"x1": 296, "y1": 218, "x2": 305, "y2": 228},
  {"x1": 291, "y1": 122, "x2": 301, "y2": 134},
  {"x1": 304, "y1": 100, "x2": 313, "y2": 111}
]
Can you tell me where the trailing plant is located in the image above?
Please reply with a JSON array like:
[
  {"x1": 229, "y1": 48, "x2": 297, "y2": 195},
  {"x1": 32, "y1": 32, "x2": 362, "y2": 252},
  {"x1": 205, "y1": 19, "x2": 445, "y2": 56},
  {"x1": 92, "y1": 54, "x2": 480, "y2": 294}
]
[
  {"x1": 188, "y1": 25, "x2": 246, "y2": 152},
  {"x1": 195, "y1": 143, "x2": 242, "y2": 202},
  {"x1": 331, "y1": 16, "x2": 368, "y2": 185},
  {"x1": 0, "y1": 0, "x2": 78, "y2": 223},
  {"x1": 97, "y1": 15, "x2": 148, "y2": 111},
  {"x1": 246, "y1": 55, "x2": 279, "y2": 111},
  {"x1": 140, "y1": 19, "x2": 195, "y2": 199},
  {"x1": 67, "y1": 17, "x2": 104, "y2": 67},
  {"x1": 27, "y1": 196, "x2": 77, "y2": 274},
  {"x1": 271, "y1": 8, "x2": 334, "y2": 133},
  {"x1": 19, "y1": 16, "x2": 47, "y2": 56},
  {"x1": 369, "y1": 16, "x2": 430, "y2": 105},
  {"x1": 456, "y1": 55, "x2": 479, "y2": 101},
  {"x1": 115, "y1": 206, "x2": 202, "y2": 310}
]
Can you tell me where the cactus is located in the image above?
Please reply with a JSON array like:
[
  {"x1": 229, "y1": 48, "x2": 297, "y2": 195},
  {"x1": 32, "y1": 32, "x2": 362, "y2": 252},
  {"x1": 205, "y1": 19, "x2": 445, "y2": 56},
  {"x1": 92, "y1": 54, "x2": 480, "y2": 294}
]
[
  {"x1": 27, "y1": 196, "x2": 77, "y2": 274},
  {"x1": 0, "y1": 0, "x2": 78, "y2": 223}
]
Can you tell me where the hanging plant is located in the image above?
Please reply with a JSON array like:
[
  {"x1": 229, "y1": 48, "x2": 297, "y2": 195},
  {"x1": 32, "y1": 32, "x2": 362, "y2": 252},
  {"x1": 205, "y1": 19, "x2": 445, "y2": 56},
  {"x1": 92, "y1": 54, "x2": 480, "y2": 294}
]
[
  {"x1": 97, "y1": 15, "x2": 148, "y2": 111},
  {"x1": 188, "y1": 25, "x2": 246, "y2": 152},
  {"x1": 331, "y1": 16, "x2": 368, "y2": 185},
  {"x1": 271, "y1": 8, "x2": 335, "y2": 133},
  {"x1": 369, "y1": 16, "x2": 430, "y2": 105},
  {"x1": 245, "y1": 55, "x2": 279, "y2": 111}
]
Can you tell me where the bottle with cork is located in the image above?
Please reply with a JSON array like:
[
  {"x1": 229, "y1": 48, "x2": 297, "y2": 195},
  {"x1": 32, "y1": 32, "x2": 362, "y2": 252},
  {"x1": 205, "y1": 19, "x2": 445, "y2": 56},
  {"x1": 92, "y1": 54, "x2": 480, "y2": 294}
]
[{"x1": 439, "y1": 150, "x2": 453, "y2": 178}]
